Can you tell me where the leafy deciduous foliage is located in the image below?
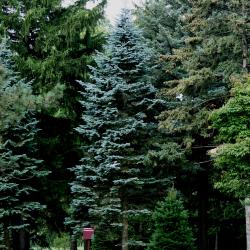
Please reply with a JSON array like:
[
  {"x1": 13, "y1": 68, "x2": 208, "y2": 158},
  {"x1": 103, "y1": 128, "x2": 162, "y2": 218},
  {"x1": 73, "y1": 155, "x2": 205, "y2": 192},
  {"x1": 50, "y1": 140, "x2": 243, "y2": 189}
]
[{"x1": 210, "y1": 75, "x2": 250, "y2": 199}]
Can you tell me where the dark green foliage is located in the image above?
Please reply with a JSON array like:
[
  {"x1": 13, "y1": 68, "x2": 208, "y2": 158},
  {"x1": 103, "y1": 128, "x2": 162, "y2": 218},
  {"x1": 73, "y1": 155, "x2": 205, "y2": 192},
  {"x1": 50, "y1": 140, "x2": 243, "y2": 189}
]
[
  {"x1": 137, "y1": 0, "x2": 250, "y2": 248},
  {"x1": 209, "y1": 75, "x2": 250, "y2": 248},
  {"x1": 159, "y1": 0, "x2": 249, "y2": 137},
  {"x1": 135, "y1": 0, "x2": 189, "y2": 55},
  {"x1": 0, "y1": 115, "x2": 48, "y2": 248},
  {"x1": 0, "y1": 39, "x2": 48, "y2": 249},
  {"x1": 0, "y1": 0, "x2": 107, "y2": 238},
  {"x1": 0, "y1": 0, "x2": 107, "y2": 117},
  {"x1": 147, "y1": 189, "x2": 195, "y2": 250},
  {"x1": 92, "y1": 227, "x2": 120, "y2": 250},
  {"x1": 135, "y1": 0, "x2": 190, "y2": 86},
  {"x1": 0, "y1": 39, "x2": 36, "y2": 131},
  {"x1": 0, "y1": 0, "x2": 249, "y2": 249},
  {"x1": 158, "y1": 1, "x2": 249, "y2": 248},
  {"x1": 68, "y1": 9, "x2": 170, "y2": 248}
]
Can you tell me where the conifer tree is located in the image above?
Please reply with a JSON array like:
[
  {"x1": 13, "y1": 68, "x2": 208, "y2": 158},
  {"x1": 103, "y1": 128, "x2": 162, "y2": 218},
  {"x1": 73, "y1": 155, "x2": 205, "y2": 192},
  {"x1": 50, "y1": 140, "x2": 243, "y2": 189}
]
[
  {"x1": 159, "y1": 0, "x2": 249, "y2": 136},
  {"x1": 135, "y1": 0, "x2": 190, "y2": 86},
  {"x1": 68, "y1": 9, "x2": 169, "y2": 249},
  {"x1": 147, "y1": 189, "x2": 195, "y2": 250},
  {"x1": 0, "y1": 0, "x2": 106, "y2": 105},
  {"x1": 0, "y1": 0, "x2": 107, "y2": 236},
  {"x1": 0, "y1": 39, "x2": 36, "y2": 130},
  {"x1": 0, "y1": 116, "x2": 48, "y2": 250},
  {"x1": 136, "y1": 0, "x2": 249, "y2": 248},
  {"x1": 156, "y1": 1, "x2": 249, "y2": 249},
  {"x1": 135, "y1": 0, "x2": 189, "y2": 55},
  {"x1": 0, "y1": 39, "x2": 48, "y2": 250}
]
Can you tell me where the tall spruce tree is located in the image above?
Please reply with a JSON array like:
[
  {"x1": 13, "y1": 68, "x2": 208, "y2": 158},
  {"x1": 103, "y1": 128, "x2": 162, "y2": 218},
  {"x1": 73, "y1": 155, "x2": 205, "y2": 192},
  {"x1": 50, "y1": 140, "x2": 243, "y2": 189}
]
[
  {"x1": 68, "y1": 9, "x2": 170, "y2": 250},
  {"x1": 0, "y1": 0, "x2": 107, "y2": 237},
  {"x1": 0, "y1": 39, "x2": 48, "y2": 250}
]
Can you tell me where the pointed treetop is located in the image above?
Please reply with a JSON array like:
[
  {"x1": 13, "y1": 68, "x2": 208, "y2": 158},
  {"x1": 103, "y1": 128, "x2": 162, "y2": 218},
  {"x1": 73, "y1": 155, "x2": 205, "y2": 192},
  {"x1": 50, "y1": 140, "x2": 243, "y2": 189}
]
[{"x1": 117, "y1": 8, "x2": 132, "y2": 24}]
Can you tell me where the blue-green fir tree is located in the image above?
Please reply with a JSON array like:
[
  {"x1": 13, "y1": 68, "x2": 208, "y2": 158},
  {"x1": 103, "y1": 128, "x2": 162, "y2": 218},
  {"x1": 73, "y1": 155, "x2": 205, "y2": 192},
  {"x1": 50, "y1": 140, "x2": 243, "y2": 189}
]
[
  {"x1": 68, "y1": 9, "x2": 168, "y2": 250},
  {"x1": 0, "y1": 116, "x2": 48, "y2": 250},
  {"x1": 0, "y1": 39, "x2": 48, "y2": 250}
]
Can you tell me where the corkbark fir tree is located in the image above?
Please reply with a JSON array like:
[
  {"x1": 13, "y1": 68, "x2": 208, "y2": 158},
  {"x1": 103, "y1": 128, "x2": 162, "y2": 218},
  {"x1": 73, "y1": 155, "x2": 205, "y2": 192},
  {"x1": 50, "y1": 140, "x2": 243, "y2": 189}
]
[{"x1": 68, "y1": 9, "x2": 170, "y2": 249}]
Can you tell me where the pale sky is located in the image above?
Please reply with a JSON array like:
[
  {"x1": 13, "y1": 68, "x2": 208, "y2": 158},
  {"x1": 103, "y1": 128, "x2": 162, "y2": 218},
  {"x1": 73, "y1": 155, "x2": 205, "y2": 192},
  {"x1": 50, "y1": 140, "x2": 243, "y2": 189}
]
[
  {"x1": 105, "y1": 0, "x2": 143, "y2": 24},
  {"x1": 62, "y1": 0, "x2": 143, "y2": 24}
]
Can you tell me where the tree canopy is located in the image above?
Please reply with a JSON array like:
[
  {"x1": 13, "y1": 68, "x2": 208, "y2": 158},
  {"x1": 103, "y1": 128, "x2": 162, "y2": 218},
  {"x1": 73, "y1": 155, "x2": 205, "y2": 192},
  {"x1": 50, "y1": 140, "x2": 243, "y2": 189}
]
[{"x1": 0, "y1": 0, "x2": 249, "y2": 249}]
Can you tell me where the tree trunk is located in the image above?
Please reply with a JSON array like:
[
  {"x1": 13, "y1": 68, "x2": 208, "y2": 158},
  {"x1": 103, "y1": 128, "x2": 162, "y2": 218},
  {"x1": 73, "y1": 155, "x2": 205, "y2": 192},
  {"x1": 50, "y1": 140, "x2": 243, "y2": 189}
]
[
  {"x1": 12, "y1": 229, "x2": 30, "y2": 250},
  {"x1": 246, "y1": 199, "x2": 250, "y2": 250},
  {"x1": 215, "y1": 232, "x2": 218, "y2": 250},
  {"x1": 122, "y1": 203, "x2": 128, "y2": 250},
  {"x1": 70, "y1": 238, "x2": 77, "y2": 250},
  {"x1": 198, "y1": 171, "x2": 208, "y2": 250},
  {"x1": 242, "y1": 31, "x2": 248, "y2": 70},
  {"x1": 19, "y1": 230, "x2": 30, "y2": 250},
  {"x1": 3, "y1": 225, "x2": 12, "y2": 250}
]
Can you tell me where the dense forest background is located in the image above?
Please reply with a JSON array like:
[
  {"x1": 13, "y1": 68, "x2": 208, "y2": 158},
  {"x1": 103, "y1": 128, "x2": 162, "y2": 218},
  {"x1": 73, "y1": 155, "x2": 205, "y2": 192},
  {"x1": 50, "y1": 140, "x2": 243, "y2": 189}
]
[{"x1": 0, "y1": 0, "x2": 249, "y2": 249}]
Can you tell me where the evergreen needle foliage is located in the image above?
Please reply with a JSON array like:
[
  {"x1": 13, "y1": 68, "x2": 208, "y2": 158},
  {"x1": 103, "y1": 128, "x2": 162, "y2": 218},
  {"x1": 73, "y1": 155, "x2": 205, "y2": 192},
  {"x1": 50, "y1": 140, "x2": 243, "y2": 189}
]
[
  {"x1": 135, "y1": 0, "x2": 190, "y2": 87},
  {"x1": 0, "y1": 0, "x2": 107, "y2": 117},
  {"x1": 136, "y1": 0, "x2": 249, "y2": 248},
  {"x1": 147, "y1": 189, "x2": 195, "y2": 250},
  {"x1": 0, "y1": 0, "x2": 107, "y2": 238},
  {"x1": 0, "y1": 39, "x2": 48, "y2": 249},
  {"x1": 0, "y1": 0, "x2": 249, "y2": 249},
  {"x1": 68, "y1": 9, "x2": 167, "y2": 249}
]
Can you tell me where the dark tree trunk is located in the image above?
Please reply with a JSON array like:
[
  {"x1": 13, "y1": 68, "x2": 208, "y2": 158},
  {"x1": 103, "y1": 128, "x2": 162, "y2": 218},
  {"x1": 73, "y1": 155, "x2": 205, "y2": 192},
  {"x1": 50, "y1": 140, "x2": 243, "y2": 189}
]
[
  {"x1": 198, "y1": 171, "x2": 208, "y2": 250},
  {"x1": 215, "y1": 232, "x2": 218, "y2": 250},
  {"x1": 4, "y1": 225, "x2": 12, "y2": 250},
  {"x1": 242, "y1": 32, "x2": 248, "y2": 70},
  {"x1": 122, "y1": 202, "x2": 128, "y2": 250},
  {"x1": 12, "y1": 229, "x2": 30, "y2": 250},
  {"x1": 246, "y1": 200, "x2": 250, "y2": 250},
  {"x1": 70, "y1": 238, "x2": 77, "y2": 250},
  {"x1": 19, "y1": 231, "x2": 30, "y2": 250}
]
